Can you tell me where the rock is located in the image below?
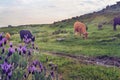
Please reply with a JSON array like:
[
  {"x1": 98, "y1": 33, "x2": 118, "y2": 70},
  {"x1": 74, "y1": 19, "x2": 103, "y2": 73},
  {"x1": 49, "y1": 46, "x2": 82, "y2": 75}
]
[{"x1": 56, "y1": 38, "x2": 65, "y2": 41}]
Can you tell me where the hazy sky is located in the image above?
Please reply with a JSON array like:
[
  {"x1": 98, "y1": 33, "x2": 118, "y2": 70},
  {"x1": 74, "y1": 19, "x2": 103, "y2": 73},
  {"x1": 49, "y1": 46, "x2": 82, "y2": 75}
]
[{"x1": 0, "y1": 0, "x2": 119, "y2": 27}]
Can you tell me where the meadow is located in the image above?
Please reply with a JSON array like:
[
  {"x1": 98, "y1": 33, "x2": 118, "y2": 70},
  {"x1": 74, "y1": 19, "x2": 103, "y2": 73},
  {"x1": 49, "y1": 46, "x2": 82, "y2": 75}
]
[{"x1": 0, "y1": 21, "x2": 120, "y2": 80}]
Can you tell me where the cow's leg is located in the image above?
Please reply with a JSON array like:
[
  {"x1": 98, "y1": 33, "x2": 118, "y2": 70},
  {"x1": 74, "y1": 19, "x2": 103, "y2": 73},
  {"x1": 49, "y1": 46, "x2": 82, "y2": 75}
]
[
  {"x1": 74, "y1": 30, "x2": 78, "y2": 39},
  {"x1": 82, "y1": 34, "x2": 84, "y2": 38},
  {"x1": 80, "y1": 32, "x2": 82, "y2": 36},
  {"x1": 20, "y1": 36, "x2": 23, "y2": 41},
  {"x1": 113, "y1": 23, "x2": 117, "y2": 31},
  {"x1": 74, "y1": 29, "x2": 78, "y2": 36},
  {"x1": 75, "y1": 32, "x2": 78, "y2": 35},
  {"x1": 73, "y1": 29, "x2": 75, "y2": 34},
  {"x1": 83, "y1": 35, "x2": 87, "y2": 39}
]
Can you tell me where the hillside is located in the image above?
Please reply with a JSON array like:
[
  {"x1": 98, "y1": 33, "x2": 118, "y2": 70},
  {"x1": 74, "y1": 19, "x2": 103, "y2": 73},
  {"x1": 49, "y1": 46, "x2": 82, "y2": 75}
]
[
  {"x1": 51, "y1": 1, "x2": 120, "y2": 27},
  {"x1": 1, "y1": 1, "x2": 120, "y2": 80}
]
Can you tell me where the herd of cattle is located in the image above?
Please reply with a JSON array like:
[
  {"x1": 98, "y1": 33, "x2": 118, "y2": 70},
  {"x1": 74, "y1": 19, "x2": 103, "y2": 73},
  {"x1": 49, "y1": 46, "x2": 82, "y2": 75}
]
[
  {"x1": 74, "y1": 16, "x2": 120, "y2": 39},
  {"x1": 1, "y1": 16, "x2": 120, "y2": 41},
  {"x1": 1, "y1": 30, "x2": 35, "y2": 43}
]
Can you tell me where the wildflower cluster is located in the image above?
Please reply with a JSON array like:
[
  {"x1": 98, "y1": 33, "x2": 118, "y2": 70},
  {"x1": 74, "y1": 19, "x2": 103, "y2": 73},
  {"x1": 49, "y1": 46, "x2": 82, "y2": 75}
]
[
  {"x1": 0, "y1": 32, "x2": 57, "y2": 80},
  {"x1": 0, "y1": 59, "x2": 13, "y2": 79},
  {"x1": 23, "y1": 34, "x2": 35, "y2": 49}
]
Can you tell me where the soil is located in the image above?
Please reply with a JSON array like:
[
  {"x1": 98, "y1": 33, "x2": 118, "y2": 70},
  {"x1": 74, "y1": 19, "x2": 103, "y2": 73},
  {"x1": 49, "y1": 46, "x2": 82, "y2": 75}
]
[{"x1": 44, "y1": 51, "x2": 120, "y2": 68}]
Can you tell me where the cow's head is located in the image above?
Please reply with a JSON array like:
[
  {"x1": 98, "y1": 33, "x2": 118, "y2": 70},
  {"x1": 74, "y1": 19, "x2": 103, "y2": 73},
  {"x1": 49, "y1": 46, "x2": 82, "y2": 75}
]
[{"x1": 83, "y1": 32, "x2": 88, "y2": 39}]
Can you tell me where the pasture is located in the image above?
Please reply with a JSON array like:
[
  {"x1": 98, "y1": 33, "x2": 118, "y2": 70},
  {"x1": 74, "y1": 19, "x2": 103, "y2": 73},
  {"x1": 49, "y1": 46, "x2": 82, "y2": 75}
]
[{"x1": 0, "y1": 22, "x2": 120, "y2": 80}]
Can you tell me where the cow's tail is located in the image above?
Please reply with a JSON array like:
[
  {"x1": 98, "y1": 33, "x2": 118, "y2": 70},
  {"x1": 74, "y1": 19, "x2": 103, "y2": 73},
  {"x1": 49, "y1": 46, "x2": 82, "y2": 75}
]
[{"x1": 113, "y1": 23, "x2": 117, "y2": 31}]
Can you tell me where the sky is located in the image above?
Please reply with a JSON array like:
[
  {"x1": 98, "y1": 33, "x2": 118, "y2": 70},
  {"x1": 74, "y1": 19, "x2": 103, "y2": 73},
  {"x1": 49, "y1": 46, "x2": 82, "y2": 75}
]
[{"x1": 0, "y1": 0, "x2": 120, "y2": 27}]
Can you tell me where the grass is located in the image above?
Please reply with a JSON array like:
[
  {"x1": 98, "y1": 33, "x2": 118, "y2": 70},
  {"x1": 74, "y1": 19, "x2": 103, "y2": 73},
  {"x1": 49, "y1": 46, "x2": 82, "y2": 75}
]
[
  {"x1": 32, "y1": 24, "x2": 120, "y2": 57},
  {"x1": 1, "y1": 19, "x2": 120, "y2": 79},
  {"x1": 35, "y1": 53, "x2": 120, "y2": 80},
  {"x1": 1, "y1": 24, "x2": 120, "y2": 57}
]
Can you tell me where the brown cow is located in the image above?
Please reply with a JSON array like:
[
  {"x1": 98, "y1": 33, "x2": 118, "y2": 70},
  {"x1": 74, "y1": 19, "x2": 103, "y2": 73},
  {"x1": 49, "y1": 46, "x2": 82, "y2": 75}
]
[
  {"x1": 74, "y1": 21, "x2": 88, "y2": 39},
  {"x1": 5, "y1": 33, "x2": 11, "y2": 40}
]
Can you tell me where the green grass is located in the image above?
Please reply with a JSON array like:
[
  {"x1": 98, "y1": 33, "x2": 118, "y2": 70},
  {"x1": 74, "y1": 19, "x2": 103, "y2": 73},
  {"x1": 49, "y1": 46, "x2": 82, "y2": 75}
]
[
  {"x1": 36, "y1": 53, "x2": 120, "y2": 80},
  {"x1": 1, "y1": 24, "x2": 120, "y2": 57},
  {"x1": 33, "y1": 24, "x2": 120, "y2": 57},
  {"x1": 1, "y1": 19, "x2": 120, "y2": 80}
]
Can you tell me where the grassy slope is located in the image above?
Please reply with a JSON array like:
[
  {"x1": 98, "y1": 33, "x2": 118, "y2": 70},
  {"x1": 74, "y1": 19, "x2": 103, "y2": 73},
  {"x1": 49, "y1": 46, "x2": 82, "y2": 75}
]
[
  {"x1": 35, "y1": 24, "x2": 120, "y2": 57},
  {"x1": 34, "y1": 52, "x2": 120, "y2": 80},
  {"x1": 1, "y1": 22, "x2": 120, "y2": 57},
  {"x1": 1, "y1": 14, "x2": 120, "y2": 80}
]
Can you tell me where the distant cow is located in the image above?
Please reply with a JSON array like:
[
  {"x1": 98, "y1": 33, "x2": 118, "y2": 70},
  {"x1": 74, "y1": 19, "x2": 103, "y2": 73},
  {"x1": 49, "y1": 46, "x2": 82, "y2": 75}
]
[
  {"x1": 74, "y1": 21, "x2": 88, "y2": 39},
  {"x1": 19, "y1": 30, "x2": 35, "y2": 42},
  {"x1": 5, "y1": 33, "x2": 11, "y2": 40},
  {"x1": 98, "y1": 23, "x2": 103, "y2": 30},
  {"x1": 113, "y1": 17, "x2": 120, "y2": 31}
]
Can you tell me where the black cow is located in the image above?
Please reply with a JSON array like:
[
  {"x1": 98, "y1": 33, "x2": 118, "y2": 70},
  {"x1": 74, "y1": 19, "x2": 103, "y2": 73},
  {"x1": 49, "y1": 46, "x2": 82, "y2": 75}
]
[
  {"x1": 98, "y1": 24, "x2": 103, "y2": 30},
  {"x1": 113, "y1": 17, "x2": 120, "y2": 31},
  {"x1": 19, "y1": 30, "x2": 35, "y2": 42}
]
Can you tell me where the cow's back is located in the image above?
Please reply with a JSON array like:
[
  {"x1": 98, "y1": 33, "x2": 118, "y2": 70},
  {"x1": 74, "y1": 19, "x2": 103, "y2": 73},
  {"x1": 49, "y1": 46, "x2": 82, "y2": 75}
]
[
  {"x1": 74, "y1": 21, "x2": 86, "y2": 33},
  {"x1": 25, "y1": 30, "x2": 32, "y2": 38},
  {"x1": 114, "y1": 17, "x2": 120, "y2": 25},
  {"x1": 5, "y1": 33, "x2": 11, "y2": 40},
  {"x1": 20, "y1": 30, "x2": 25, "y2": 40},
  {"x1": 19, "y1": 30, "x2": 33, "y2": 40}
]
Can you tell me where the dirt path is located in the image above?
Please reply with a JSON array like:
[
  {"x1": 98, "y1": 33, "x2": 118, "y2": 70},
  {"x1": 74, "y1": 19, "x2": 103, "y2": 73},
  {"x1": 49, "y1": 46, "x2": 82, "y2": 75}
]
[{"x1": 41, "y1": 51, "x2": 120, "y2": 68}]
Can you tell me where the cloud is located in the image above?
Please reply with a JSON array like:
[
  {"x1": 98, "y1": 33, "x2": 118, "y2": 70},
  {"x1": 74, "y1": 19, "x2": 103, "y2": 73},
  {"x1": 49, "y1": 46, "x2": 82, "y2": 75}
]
[
  {"x1": 0, "y1": 0, "x2": 119, "y2": 27},
  {"x1": 16, "y1": 0, "x2": 35, "y2": 4}
]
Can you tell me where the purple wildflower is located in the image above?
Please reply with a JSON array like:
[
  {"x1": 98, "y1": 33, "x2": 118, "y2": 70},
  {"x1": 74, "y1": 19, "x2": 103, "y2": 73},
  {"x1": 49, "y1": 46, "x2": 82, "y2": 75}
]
[
  {"x1": 5, "y1": 58, "x2": 8, "y2": 62},
  {"x1": 0, "y1": 41, "x2": 3, "y2": 47},
  {"x1": 23, "y1": 35, "x2": 32, "y2": 44},
  {"x1": 28, "y1": 65, "x2": 36, "y2": 74},
  {"x1": 31, "y1": 36, "x2": 35, "y2": 42},
  {"x1": 36, "y1": 46, "x2": 38, "y2": 50},
  {"x1": 19, "y1": 44, "x2": 22, "y2": 48},
  {"x1": 0, "y1": 56, "x2": 2, "y2": 60},
  {"x1": 8, "y1": 70, "x2": 12, "y2": 79},
  {"x1": 18, "y1": 45, "x2": 22, "y2": 55},
  {"x1": 31, "y1": 65, "x2": 36, "y2": 74},
  {"x1": 0, "y1": 33, "x2": 3, "y2": 40},
  {"x1": 28, "y1": 66, "x2": 32, "y2": 74},
  {"x1": 0, "y1": 36, "x2": 2, "y2": 40},
  {"x1": 31, "y1": 42, "x2": 35, "y2": 49},
  {"x1": 8, "y1": 47, "x2": 15, "y2": 57},
  {"x1": 24, "y1": 35, "x2": 28, "y2": 39},
  {"x1": 15, "y1": 47, "x2": 17, "y2": 52},
  {"x1": 22, "y1": 46, "x2": 27, "y2": 54},
  {"x1": 0, "y1": 61, "x2": 12, "y2": 75},
  {"x1": 28, "y1": 49, "x2": 31, "y2": 56},
  {"x1": 18, "y1": 49, "x2": 22, "y2": 55},
  {"x1": 39, "y1": 62, "x2": 43, "y2": 71},
  {"x1": 1, "y1": 47, "x2": 5, "y2": 54},
  {"x1": 2, "y1": 38, "x2": 7, "y2": 45},
  {"x1": 23, "y1": 38, "x2": 31, "y2": 44},
  {"x1": 32, "y1": 60, "x2": 39, "y2": 67},
  {"x1": 28, "y1": 60, "x2": 43, "y2": 75},
  {"x1": 24, "y1": 73, "x2": 27, "y2": 78},
  {"x1": 50, "y1": 71, "x2": 54, "y2": 77},
  {"x1": 10, "y1": 42, "x2": 13, "y2": 47}
]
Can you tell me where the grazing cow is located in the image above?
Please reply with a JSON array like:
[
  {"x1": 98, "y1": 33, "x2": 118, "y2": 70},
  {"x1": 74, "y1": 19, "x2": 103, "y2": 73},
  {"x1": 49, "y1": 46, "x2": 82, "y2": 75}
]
[
  {"x1": 19, "y1": 30, "x2": 35, "y2": 41},
  {"x1": 113, "y1": 17, "x2": 120, "y2": 31},
  {"x1": 74, "y1": 21, "x2": 88, "y2": 39},
  {"x1": 98, "y1": 23, "x2": 103, "y2": 30},
  {"x1": 5, "y1": 33, "x2": 11, "y2": 40}
]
